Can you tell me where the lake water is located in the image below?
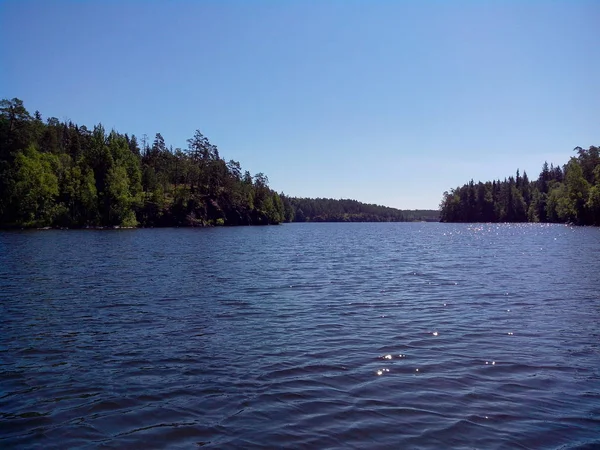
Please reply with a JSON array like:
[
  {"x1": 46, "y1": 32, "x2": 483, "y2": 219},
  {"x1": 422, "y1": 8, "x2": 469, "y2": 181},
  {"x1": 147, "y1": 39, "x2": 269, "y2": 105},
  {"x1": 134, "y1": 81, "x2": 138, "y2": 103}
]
[{"x1": 1, "y1": 223, "x2": 599, "y2": 449}]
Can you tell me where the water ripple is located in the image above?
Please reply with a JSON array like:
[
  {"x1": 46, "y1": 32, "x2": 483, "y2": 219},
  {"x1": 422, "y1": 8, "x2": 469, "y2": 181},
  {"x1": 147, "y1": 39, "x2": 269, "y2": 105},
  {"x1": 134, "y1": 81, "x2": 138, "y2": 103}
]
[{"x1": 1, "y1": 223, "x2": 599, "y2": 449}]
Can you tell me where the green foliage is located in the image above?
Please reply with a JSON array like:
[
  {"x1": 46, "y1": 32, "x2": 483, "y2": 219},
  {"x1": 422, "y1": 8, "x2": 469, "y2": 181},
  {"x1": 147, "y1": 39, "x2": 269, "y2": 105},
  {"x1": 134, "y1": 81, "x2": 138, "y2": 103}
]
[
  {"x1": 10, "y1": 145, "x2": 59, "y2": 226},
  {"x1": 440, "y1": 147, "x2": 600, "y2": 226},
  {"x1": 105, "y1": 165, "x2": 137, "y2": 226},
  {"x1": 586, "y1": 165, "x2": 600, "y2": 225},
  {"x1": 0, "y1": 98, "x2": 436, "y2": 228},
  {"x1": 587, "y1": 185, "x2": 600, "y2": 225},
  {"x1": 287, "y1": 198, "x2": 438, "y2": 222}
]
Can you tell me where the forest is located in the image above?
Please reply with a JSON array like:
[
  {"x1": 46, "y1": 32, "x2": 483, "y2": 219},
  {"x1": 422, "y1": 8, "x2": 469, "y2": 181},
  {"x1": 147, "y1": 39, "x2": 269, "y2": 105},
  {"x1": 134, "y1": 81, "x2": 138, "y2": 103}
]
[
  {"x1": 0, "y1": 98, "x2": 437, "y2": 228},
  {"x1": 439, "y1": 146, "x2": 600, "y2": 226}
]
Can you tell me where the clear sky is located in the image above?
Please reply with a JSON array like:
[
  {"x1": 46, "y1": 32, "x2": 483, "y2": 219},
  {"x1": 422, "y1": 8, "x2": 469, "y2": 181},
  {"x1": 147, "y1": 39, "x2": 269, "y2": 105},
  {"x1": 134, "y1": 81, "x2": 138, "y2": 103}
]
[{"x1": 1, "y1": 1, "x2": 598, "y2": 209}]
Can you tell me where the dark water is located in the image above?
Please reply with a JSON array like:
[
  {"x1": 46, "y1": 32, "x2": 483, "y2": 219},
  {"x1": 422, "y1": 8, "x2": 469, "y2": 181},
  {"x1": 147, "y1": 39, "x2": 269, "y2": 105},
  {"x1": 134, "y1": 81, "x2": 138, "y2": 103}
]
[{"x1": 1, "y1": 223, "x2": 599, "y2": 449}]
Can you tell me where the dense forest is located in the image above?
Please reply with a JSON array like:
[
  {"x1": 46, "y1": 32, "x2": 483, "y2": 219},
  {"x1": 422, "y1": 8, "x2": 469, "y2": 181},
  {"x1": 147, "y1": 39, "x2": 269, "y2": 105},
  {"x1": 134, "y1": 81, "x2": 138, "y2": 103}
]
[
  {"x1": 0, "y1": 98, "x2": 436, "y2": 228},
  {"x1": 439, "y1": 146, "x2": 600, "y2": 226},
  {"x1": 288, "y1": 198, "x2": 438, "y2": 222}
]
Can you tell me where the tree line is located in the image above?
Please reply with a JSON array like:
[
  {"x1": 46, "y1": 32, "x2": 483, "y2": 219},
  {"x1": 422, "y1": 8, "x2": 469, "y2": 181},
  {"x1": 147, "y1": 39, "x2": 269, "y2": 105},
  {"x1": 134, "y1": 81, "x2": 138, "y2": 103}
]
[
  {"x1": 0, "y1": 98, "x2": 436, "y2": 228},
  {"x1": 439, "y1": 146, "x2": 600, "y2": 225},
  {"x1": 289, "y1": 197, "x2": 439, "y2": 222}
]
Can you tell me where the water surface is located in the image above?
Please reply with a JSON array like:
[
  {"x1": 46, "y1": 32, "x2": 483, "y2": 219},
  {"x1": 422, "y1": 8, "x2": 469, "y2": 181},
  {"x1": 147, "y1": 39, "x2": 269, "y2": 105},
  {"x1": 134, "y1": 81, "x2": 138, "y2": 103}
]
[{"x1": 1, "y1": 223, "x2": 599, "y2": 449}]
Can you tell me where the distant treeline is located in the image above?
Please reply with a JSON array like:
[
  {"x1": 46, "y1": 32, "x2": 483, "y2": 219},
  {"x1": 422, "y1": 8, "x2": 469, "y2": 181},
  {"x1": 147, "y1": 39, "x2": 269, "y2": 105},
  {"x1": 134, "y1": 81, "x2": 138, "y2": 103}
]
[
  {"x1": 439, "y1": 146, "x2": 600, "y2": 226},
  {"x1": 289, "y1": 197, "x2": 438, "y2": 222},
  {"x1": 0, "y1": 98, "x2": 436, "y2": 228}
]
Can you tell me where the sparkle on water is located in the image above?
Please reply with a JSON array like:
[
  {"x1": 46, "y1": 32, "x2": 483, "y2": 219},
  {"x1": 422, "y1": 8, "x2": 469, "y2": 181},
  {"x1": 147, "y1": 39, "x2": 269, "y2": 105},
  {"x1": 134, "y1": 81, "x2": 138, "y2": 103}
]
[{"x1": 1, "y1": 222, "x2": 599, "y2": 449}]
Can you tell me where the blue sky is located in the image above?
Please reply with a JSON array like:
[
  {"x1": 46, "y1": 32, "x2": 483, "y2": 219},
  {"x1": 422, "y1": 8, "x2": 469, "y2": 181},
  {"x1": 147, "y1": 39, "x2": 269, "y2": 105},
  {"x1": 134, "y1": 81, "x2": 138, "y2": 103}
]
[{"x1": 1, "y1": 1, "x2": 598, "y2": 209}]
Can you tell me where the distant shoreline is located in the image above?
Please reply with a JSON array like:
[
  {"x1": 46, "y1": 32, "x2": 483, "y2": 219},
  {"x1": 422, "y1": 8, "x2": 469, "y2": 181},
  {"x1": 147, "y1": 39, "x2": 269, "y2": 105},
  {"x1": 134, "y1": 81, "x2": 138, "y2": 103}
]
[
  {"x1": 0, "y1": 98, "x2": 439, "y2": 229},
  {"x1": 0, "y1": 217, "x2": 445, "y2": 231}
]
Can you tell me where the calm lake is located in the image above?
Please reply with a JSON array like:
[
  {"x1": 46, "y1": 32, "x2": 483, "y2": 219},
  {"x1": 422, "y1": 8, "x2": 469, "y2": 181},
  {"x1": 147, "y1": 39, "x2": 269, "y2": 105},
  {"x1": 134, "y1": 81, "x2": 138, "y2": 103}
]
[{"x1": 1, "y1": 223, "x2": 599, "y2": 449}]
